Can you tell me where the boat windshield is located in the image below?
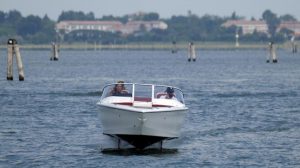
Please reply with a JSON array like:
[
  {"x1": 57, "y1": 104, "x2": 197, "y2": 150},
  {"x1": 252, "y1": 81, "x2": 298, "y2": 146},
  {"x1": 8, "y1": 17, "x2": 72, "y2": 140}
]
[{"x1": 100, "y1": 83, "x2": 185, "y2": 103}]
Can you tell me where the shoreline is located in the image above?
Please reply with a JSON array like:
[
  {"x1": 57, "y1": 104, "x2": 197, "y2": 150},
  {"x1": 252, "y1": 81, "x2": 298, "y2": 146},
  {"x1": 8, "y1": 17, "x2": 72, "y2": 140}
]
[{"x1": 0, "y1": 42, "x2": 293, "y2": 50}]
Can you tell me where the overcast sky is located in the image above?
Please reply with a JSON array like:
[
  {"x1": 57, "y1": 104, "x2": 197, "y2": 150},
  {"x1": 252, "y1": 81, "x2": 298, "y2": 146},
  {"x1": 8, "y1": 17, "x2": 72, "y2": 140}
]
[{"x1": 1, "y1": 0, "x2": 300, "y2": 20}]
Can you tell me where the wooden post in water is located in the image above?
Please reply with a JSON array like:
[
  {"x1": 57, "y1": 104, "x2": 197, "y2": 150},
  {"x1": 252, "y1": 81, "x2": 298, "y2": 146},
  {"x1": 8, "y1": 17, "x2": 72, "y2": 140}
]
[
  {"x1": 188, "y1": 42, "x2": 196, "y2": 62},
  {"x1": 7, "y1": 40, "x2": 14, "y2": 80},
  {"x1": 266, "y1": 42, "x2": 272, "y2": 63},
  {"x1": 50, "y1": 43, "x2": 54, "y2": 60},
  {"x1": 267, "y1": 41, "x2": 277, "y2": 63},
  {"x1": 51, "y1": 42, "x2": 59, "y2": 61},
  {"x1": 14, "y1": 44, "x2": 25, "y2": 80},
  {"x1": 291, "y1": 36, "x2": 297, "y2": 54},
  {"x1": 7, "y1": 39, "x2": 24, "y2": 81},
  {"x1": 171, "y1": 41, "x2": 177, "y2": 53},
  {"x1": 271, "y1": 42, "x2": 277, "y2": 63},
  {"x1": 235, "y1": 33, "x2": 240, "y2": 47}
]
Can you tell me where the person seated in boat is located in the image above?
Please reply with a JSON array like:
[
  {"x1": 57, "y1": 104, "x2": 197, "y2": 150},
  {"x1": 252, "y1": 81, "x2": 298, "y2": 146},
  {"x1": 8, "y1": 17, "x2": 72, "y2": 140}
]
[
  {"x1": 157, "y1": 87, "x2": 177, "y2": 99},
  {"x1": 110, "y1": 81, "x2": 129, "y2": 96}
]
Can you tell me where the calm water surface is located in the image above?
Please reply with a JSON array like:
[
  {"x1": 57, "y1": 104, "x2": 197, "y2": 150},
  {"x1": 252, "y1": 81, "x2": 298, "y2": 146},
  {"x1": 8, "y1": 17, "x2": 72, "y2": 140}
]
[{"x1": 0, "y1": 49, "x2": 300, "y2": 167}]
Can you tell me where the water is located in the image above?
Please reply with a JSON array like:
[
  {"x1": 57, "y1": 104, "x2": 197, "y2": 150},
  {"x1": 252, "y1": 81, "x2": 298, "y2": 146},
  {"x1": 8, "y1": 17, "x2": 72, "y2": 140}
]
[{"x1": 0, "y1": 49, "x2": 300, "y2": 167}]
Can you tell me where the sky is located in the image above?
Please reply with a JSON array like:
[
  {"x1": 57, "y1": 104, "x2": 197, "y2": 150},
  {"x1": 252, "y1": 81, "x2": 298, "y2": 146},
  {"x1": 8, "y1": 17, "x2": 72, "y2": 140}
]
[{"x1": 1, "y1": 0, "x2": 300, "y2": 21}]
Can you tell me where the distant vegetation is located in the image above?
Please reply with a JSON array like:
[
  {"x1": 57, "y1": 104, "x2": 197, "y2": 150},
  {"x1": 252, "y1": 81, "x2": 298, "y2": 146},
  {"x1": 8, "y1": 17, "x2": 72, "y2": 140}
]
[
  {"x1": 0, "y1": 10, "x2": 298, "y2": 44},
  {"x1": 0, "y1": 10, "x2": 56, "y2": 44}
]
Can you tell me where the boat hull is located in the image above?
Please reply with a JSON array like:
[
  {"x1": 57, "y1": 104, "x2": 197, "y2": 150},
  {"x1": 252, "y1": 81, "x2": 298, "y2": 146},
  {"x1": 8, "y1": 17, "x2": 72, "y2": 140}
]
[{"x1": 98, "y1": 104, "x2": 187, "y2": 148}]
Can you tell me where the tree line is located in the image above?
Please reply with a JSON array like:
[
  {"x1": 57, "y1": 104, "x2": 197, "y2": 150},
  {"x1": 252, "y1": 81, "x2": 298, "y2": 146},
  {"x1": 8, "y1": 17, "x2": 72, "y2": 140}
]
[
  {"x1": 0, "y1": 10, "x2": 298, "y2": 44},
  {"x1": 0, "y1": 10, "x2": 56, "y2": 44}
]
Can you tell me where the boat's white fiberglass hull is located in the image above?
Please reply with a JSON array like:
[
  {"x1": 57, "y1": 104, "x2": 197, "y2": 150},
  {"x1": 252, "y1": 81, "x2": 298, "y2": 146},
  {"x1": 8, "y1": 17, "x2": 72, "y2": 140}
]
[{"x1": 98, "y1": 104, "x2": 187, "y2": 138}]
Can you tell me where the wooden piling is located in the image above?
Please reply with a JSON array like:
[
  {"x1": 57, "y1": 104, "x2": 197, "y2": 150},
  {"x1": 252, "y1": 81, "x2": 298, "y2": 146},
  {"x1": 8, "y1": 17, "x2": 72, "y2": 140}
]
[
  {"x1": 51, "y1": 43, "x2": 54, "y2": 60},
  {"x1": 14, "y1": 45, "x2": 25, "y2": 80},
  {"x1": 7, "y1": 39, "x2": 24, "y2": 81},
  {"x1": 54, "y1": 44, "x2": 59, "y2": 60},
  {"x1": 267, "y1": 42, "x2": 277, "y2": 63},
  {"x1": 171, "y1": 41, "x2": 177, "y2": 53},
  {"x1": 188, "y1": 42, "x2": 196, "y2": 62},
  {"x1": 292, "y1": 42, "x2": 297, "y2": 53},
  {"x1": 51, "y1": 42, "x2": 59, "y2": 61},
  {"x1": 271, "y1": 42, "x2": 277, "y2": 63},
  {"x1": 7, "y1": 43, "x2": 13, "y2": 80},
  {"x1": 235, "y1": 33, "x2": 239, "y2": 47},
  {"x1": 291, "y1": 36, "x2": 297, "y2": 54}
]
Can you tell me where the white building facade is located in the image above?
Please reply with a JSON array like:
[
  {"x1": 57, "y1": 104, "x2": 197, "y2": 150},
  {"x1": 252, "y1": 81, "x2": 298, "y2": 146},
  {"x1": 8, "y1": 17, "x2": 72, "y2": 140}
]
[
  {"x1": 222, "y1": 20, "x2": 268, "y2": 35},
  {"x1": 56, "y1": 20, "x2": 168, "y2": 35}
]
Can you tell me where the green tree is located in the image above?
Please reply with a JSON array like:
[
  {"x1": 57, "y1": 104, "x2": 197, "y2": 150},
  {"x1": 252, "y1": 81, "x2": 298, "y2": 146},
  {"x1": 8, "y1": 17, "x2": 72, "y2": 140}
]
[
  {"x1": 58, "y1": 11, "x2": 95, "y2": 22},
  {"x1": 262, "y1": 10, "x2": 280, "y2": 37},
  {"x1": 143, "y1": 12, "x2": 160, "y2": 21},
  {"x1": 17, "y1": 15, "x2": 42, "y2": 36},
  {"x1": 230, "y1": 11, "x2": 244, "y2": 20},
  {"x1": 6, "y1": 10, "x2": 22, "y2": 25},
  {"x1": 279, "y1": 14, "x2": 297, "y2": 21},
  {"x1": 0, "y1": 11, "x2": 5, "y2": 23},
  {"x1": 41, "y1": 15, "x2": 56, "y2": 42},
  {"x1": 231, "y1": 12, "x2": 237, "y2": 20}
]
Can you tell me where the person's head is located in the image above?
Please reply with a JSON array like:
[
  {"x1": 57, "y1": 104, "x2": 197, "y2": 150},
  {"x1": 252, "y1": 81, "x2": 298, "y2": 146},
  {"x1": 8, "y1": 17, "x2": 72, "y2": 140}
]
[
  {"x1": 166, "y1": 87, "x2": 174, "y2": 98},
  {"x1": 115, "y1": 81, "x2": 125, "y2": 92}
]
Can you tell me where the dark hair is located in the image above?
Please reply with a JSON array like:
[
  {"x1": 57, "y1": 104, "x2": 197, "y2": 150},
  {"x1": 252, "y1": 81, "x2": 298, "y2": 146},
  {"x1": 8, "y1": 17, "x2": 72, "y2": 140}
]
[
  {"x1": 114, "y1": 81, "x2": 124, "y2": 87},
  {"x1": 112, "y1": 81, "x2": 125, "y2": 93},
  {"x1": 166, "y1": 87, "x2": 174, "y2": 94}
]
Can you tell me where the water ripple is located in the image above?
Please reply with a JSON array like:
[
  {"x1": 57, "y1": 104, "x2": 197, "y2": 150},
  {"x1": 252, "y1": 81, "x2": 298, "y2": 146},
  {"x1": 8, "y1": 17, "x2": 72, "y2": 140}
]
[{"x1": 0, "y1": 50, "x2": 300, "y2": 167}]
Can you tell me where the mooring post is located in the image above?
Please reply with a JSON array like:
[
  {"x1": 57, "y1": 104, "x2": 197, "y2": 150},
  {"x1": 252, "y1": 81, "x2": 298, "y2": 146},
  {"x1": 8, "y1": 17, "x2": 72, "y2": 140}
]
[
  {"x1": 51, "y1": 42, "x2": 59, "y2": 61},
  {"x1": 51, "y1": 42, "x2": 54, "y2": 60},
  {"x1": 291, "y1": 36, "x2": 297, "y2": 54},
  {"x1": 267, "y1": 42, "x2": 273, "y2": 63},
  {"x1": 292, "y1": 42, "x2": 297, "y2": 54},
  {"x1": 7, "y1": 39, "x2": 24, "y2": 81},
  {"x1": 50, "y1": 43, "x2": 58, "y2": 61},
  {"x1": 7, "y1": 40, "x2": 14, "y2": 80},
  {"x1": 54, "y1": 43, "x2": 59, "y2": 60},
  {"x1": 188, "y1": 42, "x2": 196, "y2": 62},
  {"x1": 271, "y1": 42, "x2": 277, "y2": 63},
  {"x1": 190, "y1": 42, "x2": 196, "y2": 62},
  {"x1": 171, "y1": 41, "x2": 177, "y2": 53},
  {"x1": 14, "y1": 44, "x2": 25, "y2": 80},
  {"x1": 235, "y1": 33, "x2": 239, "y2": 47}
]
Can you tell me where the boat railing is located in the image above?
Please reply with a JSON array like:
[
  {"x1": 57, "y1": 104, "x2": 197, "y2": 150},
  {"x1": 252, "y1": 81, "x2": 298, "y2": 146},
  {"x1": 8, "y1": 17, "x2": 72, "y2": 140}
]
[{"x1": 100, "y1": 83, "x2": 185, "y2": 104}]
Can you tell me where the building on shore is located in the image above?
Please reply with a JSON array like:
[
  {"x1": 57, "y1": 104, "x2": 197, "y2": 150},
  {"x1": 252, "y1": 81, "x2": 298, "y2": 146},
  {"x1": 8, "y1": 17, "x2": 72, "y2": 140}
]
[
  {"x1": 222, "y1": 19, "x2": 300, "y2": 37},
  {"x1": 278, "y1": 21, "x2": 300, "y2": 37},
  {"x1": 56, "y1": 20, "x2": 168, "y2": 36},
  {"x1": 222, "y1": 20, "x2": 268, "y2": 35},
  {"x1": 121, "y1": 21, "x2": 168, "y2": 35},
  {"x1": 56, "y1": 21, "x2": 123, "y2": 34}
]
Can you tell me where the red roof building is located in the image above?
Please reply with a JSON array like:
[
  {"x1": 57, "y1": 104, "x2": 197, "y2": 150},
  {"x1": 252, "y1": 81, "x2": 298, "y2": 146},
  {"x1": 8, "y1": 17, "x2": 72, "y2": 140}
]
[
  {"x1": 56, "y1": 21, "x2": 123, "y2": 34},
  {"x1": 278, "y1": 21, "x2": 300, "y2": 37},
  {"x1": 56, "y1": 20, "x2": 168, "y2": 35},
  {"x1": 222, "y1": 20, "x2": 268, "y2": 35}
]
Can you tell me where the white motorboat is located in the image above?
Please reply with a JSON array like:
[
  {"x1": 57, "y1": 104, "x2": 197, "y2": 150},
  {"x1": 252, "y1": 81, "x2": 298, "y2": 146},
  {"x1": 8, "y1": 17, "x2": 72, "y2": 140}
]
[{"x1": 97, "y1": 83, "x2": 188, "y2": 149}]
